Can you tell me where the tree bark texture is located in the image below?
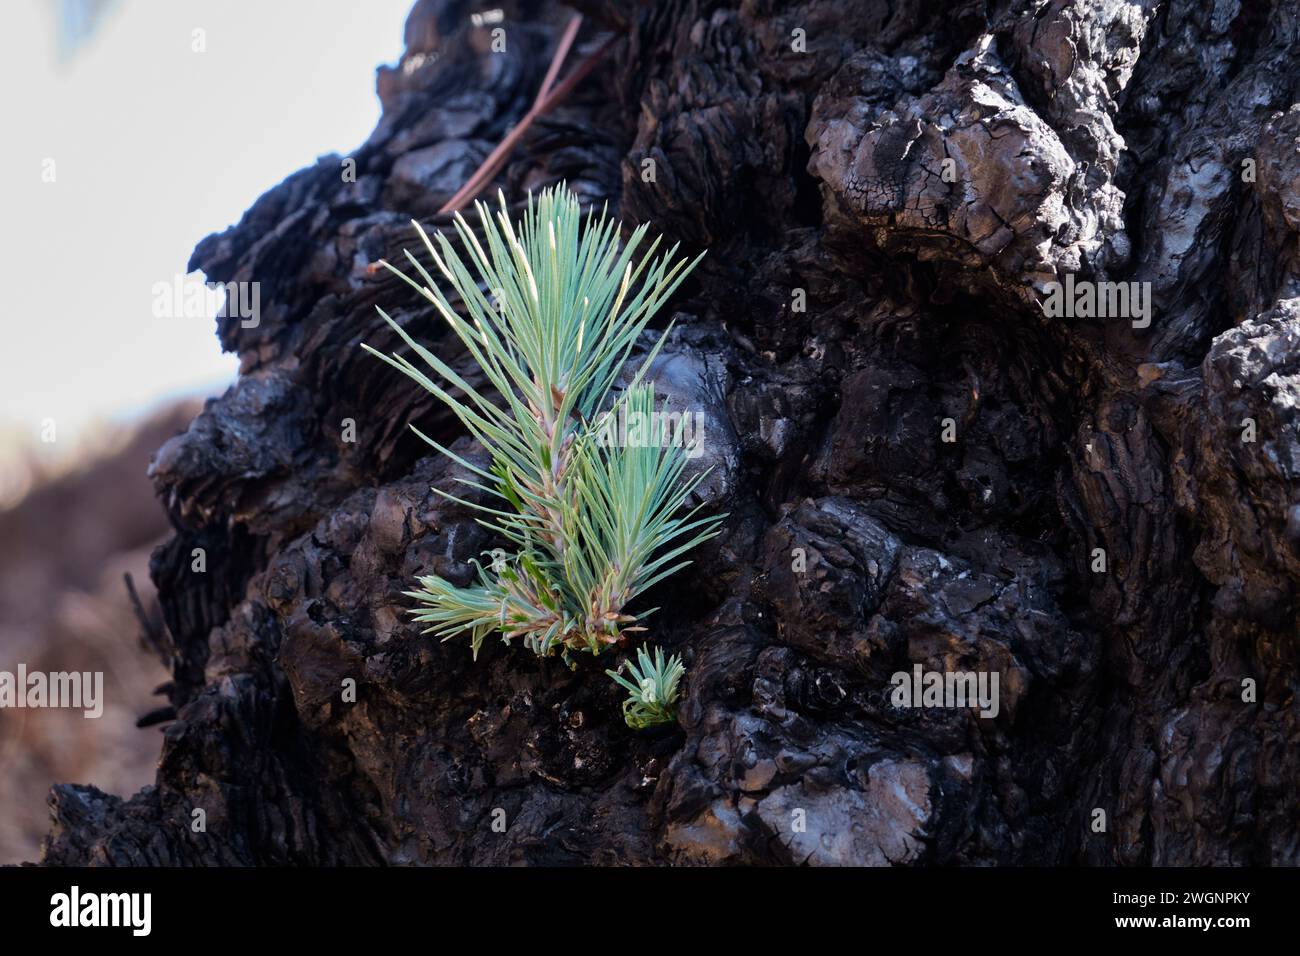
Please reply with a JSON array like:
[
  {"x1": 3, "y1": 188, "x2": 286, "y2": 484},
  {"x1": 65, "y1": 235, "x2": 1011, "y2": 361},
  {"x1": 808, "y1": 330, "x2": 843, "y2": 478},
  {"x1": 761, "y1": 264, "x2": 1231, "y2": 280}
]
[{"x1": 40, "y1": 0, "x2": 1300, "y2": 866}]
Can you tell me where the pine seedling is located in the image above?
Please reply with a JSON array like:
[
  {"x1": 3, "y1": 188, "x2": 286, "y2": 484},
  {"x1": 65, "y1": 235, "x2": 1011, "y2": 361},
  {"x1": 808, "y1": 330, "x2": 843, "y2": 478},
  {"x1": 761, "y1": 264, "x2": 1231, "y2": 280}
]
[
  {"x1": 363, "y1": 185, "x2": 723, "y2": 728},
  {"x1": 605, "y1": 645, "x2": 686, "y2": 730}
]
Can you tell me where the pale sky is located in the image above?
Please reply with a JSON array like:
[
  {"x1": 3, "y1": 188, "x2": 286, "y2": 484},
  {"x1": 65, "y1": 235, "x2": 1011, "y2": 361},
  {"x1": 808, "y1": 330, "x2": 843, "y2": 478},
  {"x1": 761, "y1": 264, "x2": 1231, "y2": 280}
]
[{"x1": 0, "y1": 0, "x2": 413, "y2": 492}]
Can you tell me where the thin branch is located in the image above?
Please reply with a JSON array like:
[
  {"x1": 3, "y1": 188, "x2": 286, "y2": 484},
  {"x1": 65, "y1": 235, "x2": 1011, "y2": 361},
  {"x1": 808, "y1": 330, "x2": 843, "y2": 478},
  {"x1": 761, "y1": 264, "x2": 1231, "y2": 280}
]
[
  {"x1": 533, "y1": 14, "x2": 582, "y2": 110},
  {"x1": 437, "y1": 22, "x2": 617, "y2": 215}
]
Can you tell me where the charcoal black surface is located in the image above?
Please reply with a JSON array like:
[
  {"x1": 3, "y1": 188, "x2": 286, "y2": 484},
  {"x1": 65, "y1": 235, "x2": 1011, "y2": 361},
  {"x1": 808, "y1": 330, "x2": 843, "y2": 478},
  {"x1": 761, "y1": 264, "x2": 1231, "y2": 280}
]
[{"x1": 39, "y1": 0, "x2": 1300, "y2": 865}]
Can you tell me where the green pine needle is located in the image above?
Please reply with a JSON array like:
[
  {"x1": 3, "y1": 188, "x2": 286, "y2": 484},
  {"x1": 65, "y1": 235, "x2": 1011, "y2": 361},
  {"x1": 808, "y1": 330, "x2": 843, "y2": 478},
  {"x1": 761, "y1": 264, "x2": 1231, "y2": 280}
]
[
  {"x1": 605, "y1": 645, "x2": 686, "y2": 730},
  {"x1": 365, "y1": 184, "x2": 722, "y2": 727}
]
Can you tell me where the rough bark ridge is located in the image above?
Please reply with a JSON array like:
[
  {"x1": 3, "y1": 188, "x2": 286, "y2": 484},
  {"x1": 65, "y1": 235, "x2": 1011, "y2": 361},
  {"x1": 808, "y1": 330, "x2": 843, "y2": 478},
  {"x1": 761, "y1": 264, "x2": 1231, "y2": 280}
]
[{"x1": 40, "y1": 0, "x2": 1300, "y2": 865}]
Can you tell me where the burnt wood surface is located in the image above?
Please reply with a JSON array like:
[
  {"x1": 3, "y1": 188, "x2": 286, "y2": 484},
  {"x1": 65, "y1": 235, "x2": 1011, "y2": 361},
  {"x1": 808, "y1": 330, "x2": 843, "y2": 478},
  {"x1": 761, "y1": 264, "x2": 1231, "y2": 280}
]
[{"x1": 39, "y1": 0, "x2": 1300, "y2": 865}]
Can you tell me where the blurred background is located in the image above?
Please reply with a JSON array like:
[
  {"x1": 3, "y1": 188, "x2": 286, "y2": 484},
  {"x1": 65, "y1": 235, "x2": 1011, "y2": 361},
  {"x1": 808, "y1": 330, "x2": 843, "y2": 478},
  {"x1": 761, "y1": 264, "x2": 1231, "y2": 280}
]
[{"x1": 0, "y1": 0, "x2": 413, "y2": 863}]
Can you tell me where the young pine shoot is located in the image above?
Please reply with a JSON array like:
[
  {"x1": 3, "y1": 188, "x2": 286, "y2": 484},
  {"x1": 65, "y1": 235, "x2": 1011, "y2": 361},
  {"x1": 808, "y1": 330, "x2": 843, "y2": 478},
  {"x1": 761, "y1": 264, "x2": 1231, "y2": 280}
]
[
  {"x1": 605, "y1": 645, "x2": 686, "y2": 731},
  {"x1": 363, "y1": 185, "x2": 721, "y2": 728}
]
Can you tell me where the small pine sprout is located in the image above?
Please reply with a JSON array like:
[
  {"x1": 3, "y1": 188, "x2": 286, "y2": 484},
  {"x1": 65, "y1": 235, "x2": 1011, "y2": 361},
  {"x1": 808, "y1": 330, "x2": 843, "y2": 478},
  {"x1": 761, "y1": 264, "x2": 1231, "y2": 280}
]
[
  {"x1": 363, "y1": 184, "x2": 723, "y2": 728},
  {"x1": 605, "y1": 645, "x2": 686, "y2": 730}
]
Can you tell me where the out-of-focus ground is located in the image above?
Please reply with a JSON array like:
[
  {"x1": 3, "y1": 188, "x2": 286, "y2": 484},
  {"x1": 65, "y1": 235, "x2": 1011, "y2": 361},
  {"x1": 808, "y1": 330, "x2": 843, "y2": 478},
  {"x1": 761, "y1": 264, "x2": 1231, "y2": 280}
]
[
  {"x1": 0, "y1": 402, "x2": 199, "y2": 863},
  {"x1": 0, "y1": 0, "x2": 411, "y2": 864}
]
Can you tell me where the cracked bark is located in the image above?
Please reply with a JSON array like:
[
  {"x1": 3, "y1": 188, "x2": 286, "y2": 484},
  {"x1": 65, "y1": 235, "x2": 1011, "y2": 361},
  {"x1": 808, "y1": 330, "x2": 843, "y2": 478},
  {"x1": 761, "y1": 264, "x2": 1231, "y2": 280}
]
[{"x1": 38, "y1": 0, "x2": 1300, "y2": 866}]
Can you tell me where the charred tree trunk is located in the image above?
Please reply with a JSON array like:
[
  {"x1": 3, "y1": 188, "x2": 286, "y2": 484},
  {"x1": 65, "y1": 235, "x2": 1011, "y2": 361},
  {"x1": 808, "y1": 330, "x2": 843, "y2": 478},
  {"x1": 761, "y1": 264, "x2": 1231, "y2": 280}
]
[{"x1": 41, "y1": 0, "x2": 1300, "y2": 865}]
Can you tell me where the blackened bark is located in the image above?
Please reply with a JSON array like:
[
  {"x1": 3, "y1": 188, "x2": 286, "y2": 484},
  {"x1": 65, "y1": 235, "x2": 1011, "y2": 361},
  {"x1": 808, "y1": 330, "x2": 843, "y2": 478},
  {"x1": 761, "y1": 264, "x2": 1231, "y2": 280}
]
[{"x1": 40, "y1": 0, "x2": 1300, "y2": 865}]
